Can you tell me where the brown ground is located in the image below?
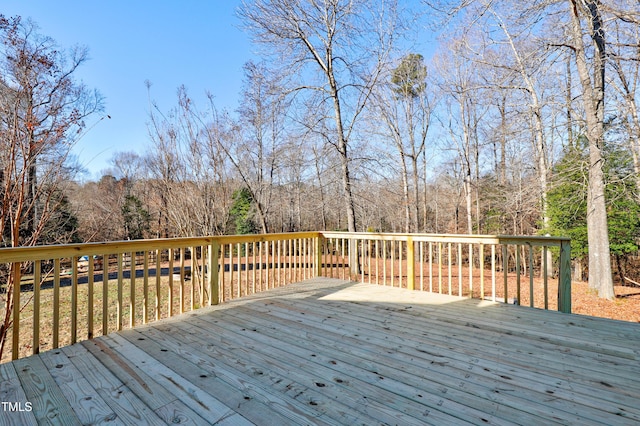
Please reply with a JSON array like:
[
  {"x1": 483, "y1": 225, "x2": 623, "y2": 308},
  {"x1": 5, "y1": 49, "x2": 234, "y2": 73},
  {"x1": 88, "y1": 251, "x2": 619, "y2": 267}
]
[{"x1": 571, "y1": 281, "x2": 640, "y2": 322}]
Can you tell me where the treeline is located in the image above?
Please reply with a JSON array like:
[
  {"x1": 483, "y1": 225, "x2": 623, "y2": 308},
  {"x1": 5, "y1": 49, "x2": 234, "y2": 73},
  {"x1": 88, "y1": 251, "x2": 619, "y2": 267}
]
[{"x1": 3, "y1": 2, "x2": 640, "y2": 299}]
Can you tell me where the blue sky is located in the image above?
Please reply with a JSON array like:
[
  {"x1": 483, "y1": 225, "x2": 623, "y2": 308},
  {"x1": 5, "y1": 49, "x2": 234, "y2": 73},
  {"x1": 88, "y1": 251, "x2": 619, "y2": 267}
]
[{"x1": 2, "y1": 1, "x2": 254, "y2": 178}]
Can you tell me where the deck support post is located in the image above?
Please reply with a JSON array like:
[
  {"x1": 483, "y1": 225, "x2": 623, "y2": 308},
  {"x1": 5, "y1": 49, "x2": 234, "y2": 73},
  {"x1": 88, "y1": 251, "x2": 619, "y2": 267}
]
[
  {"x1": 208, "y1": 240, "x2": 221, "y2": 305},
  {"x1": 558, "y1": 240, "x2": 572, "y2": 313}
]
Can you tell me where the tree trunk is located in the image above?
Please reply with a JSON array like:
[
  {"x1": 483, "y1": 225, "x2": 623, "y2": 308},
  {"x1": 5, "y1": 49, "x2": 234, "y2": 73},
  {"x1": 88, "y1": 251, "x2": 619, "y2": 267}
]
[{"x1": 568, "y1": 0, "x2": 614, "y2": 299}]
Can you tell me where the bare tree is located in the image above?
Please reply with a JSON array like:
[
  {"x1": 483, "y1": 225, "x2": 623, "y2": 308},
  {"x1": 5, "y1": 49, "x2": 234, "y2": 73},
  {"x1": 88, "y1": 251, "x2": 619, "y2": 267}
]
[
  {"x1": 230, "y1": 61, "x2": 290, "y2": 233},
  {"x1": 374, "y1": 53, "x2": 434, "y2": 232},
  {"x1": 239, "y1": 0, "x2": 401, "y2": 233},
  {"x1": 0, "y1": 15, "x2": 102, "y2": 358}
]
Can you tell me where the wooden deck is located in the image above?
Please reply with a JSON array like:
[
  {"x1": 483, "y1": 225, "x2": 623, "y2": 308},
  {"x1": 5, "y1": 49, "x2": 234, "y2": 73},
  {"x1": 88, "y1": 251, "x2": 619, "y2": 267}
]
[{"x1": 1, "y1": 278, "x2": 639, "y2": 425}]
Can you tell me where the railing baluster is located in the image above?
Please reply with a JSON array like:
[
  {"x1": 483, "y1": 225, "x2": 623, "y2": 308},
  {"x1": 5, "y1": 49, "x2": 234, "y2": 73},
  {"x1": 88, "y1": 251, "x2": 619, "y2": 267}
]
[
  {"x1": 480, "y1": 243, "x2": 485, "y2": 301},
  {"x1": 383, "y1": 240, "x2": 387, "y2": 285},
  {"x1": 102, "y1": 254, "x2": 109, "y2": 335},
  {"x1": 143, "y1": 250, "x2": 149, "y2": 323},
  {"x1": 419, "y1": 241, "x2": 424, "y2": 291},
  {"x1": 407, "y1": 237, "x2": 415, "y2": 291},
  {"x1": 71, "y1": 256, "x2": 78, "y2": 344},
  {"x1": 516, "y1": 245, "x2": 521, "y2": 304},
  {"x1": 11, "y1": 263, "x2": 21, "y2": 360},
  {"x1": 33, "y1": 260, "x2": 40, "y2": 355},
  {"x1": 437, "y1": 242, "x2": 442, "y2": 294},
  {"x1": 468, "y1": 244, "x2": 473, "y2": 299},
  {"x1": 168, "y1": 249, "x2": 174, "y2": 317},
  {"x1": 447, "y1": 242, "x2": 452, "y2": 296},
  {"x1": 252, "y1": 241, "x2": 257, "y2": 293},
  {"x1": 502, "y1": 245, "x2": 508, "y2": 304},
  {"x1": 458, "y1": 243, "x2": 463, "y2": 297},
  {"x1": 88, "y1": 256, "x2": 94, "y2": 339},
  {"x1": 375, "y1": 240, "x2": 380, "y2": 285},
  {"x1": 529, "y1": 244, "x2": 534, "y2": 308},
  {"x1": 543, "y1": 246, "x2": 549, "y2": 309},
  {"x1": 491, "y1": 245, "x2": 496, "y2": 302},
  {"x1": 130, "y1": 252, "x2": 137, "y2": 327},
  {"x1": 277, "y1": 240, "x2": 282, "y2": 287},
  {"x1": 428, "y1": 242, "x2": 433, "y2": 292},
  {"x1": 391, "y1": 240, "x2": 395, "y2": 288},
  {"x1": 117, "y1": 253, "x2": 123, "y2": 331},
  {"x1": 156, "y1": 249, "x2": 161, "y2": 320}
]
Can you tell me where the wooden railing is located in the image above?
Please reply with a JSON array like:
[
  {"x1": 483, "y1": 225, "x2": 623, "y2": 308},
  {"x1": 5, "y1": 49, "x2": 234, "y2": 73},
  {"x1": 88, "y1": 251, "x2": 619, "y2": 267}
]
[
  {"x1": 0, "y1": 232, "x2": 320, "y2": 362},
  {"x1": 319, "y1": 232, "x2": 571, "y2": 313},
  {"x1": 0, "y1": 231, "x2": 571, "y2": 362}
]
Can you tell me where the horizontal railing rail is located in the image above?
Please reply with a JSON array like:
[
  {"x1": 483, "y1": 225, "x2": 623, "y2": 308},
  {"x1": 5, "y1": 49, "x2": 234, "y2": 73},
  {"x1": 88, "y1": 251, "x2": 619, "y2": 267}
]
[{"x1": 0, "y1": 231, "x2": 571, "y2": 362}]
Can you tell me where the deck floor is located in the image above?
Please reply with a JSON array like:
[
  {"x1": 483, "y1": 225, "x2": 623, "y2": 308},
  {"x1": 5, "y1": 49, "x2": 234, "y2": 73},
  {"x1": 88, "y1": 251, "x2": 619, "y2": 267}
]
[{"x1": 1, "y1": 278, "x2": 639, "y2": 425}]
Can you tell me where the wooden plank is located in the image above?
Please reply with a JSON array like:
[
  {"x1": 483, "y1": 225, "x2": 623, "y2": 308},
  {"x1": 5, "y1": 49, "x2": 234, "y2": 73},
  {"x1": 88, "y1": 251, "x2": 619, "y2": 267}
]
[
  {"x1": 121, "y1": 325, "x2": 334, "y2": 426},
  {"x1": 80, "y1": 338, "x2": 177, "y2": 412},
  {"x1": 154, "y1": 400, "x2": 231, "y2": 426},
  {"x1": 0, "y1": 362, "x2": 38, "y2": 425},
  {"x1": 62, "y1": 342, "x2": 166, "y2": 424},
  {"x1": 311, "y1": 283, "x2": 640, "y2": 371},
  {"x1": 237, "y1": 287, "x2": 639, "y2": 423},
  {"x1": 177, "y1": 305, "x2": 493, "y2": 425},
  {"x1": 39, "y1": 348, "x2": 117, "y2": 425},
  {"x1": 141, "y1": 321, "x2": 397, "y2": 426},
  {"x1": 293, "y1": 285, "x2": 640, "y2": 399},
  {"x1": 224, "y1": 300, "x2": 584, "y2": 424},
  {"x1": 222, "y1": 303, "x2": 565, "y2": 426},
  {"x1": 104, "y1": 333, "x2": 246, "y2": 425},
  {"x1": 13, "y1": 355, "x2": 81, "y2": 425}
]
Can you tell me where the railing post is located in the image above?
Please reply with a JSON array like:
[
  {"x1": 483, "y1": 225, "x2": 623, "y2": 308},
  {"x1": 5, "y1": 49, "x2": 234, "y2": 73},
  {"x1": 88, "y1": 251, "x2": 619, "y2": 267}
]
[
  {"x1": 558, "y1": 240, "x2": 572, "y2": 313},
  {"x1": 407, "y1": 237, "x2": 415, "y2": 291},
  {"x1": 315, "y1": 235, "x2": 324, "y2": 278},
  {"x1": 209, "y1": 240, "x2": 221, "y2": 305}
]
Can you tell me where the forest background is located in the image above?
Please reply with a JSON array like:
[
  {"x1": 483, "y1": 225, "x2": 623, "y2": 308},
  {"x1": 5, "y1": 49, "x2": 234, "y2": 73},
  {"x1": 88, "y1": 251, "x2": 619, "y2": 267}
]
[{"x1": 2, "y1": 1, "x2": 640, "y2": 302}]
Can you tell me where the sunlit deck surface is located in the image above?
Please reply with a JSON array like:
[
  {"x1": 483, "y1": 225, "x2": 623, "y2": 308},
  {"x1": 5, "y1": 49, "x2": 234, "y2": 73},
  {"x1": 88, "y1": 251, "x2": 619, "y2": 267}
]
[{"x1": 2, "y1": 278, "x2": 639, "y2": 425}]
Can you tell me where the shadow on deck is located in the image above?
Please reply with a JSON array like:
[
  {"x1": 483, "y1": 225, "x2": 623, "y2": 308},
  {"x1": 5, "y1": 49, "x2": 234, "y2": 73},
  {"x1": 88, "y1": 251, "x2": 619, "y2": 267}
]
[{"x1": 1, "y1": 278, "x2": 639, "y2": 425}]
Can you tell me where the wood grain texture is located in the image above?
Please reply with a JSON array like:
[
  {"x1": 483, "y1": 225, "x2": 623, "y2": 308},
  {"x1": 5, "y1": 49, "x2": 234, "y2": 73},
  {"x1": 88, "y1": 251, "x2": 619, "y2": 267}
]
[
  {"x1": 0, "y1": 363, "x2": 38, "y2": 426},
  {"x1": 2, "y1": 278, "x2": 638, "y2": 425}
]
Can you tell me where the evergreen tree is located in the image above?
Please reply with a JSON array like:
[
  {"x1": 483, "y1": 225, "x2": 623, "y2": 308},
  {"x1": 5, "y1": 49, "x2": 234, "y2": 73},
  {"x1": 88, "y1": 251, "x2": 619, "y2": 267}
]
[
  {"x1": 121, "y1": 195, "x2": 151, "y2": 240},
  {"x1": 230, "y1": 187, "x2": 258, "y2": 235},
  {"x1": 547, "y1": 137, "x2": 640, "y2": 281}
]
